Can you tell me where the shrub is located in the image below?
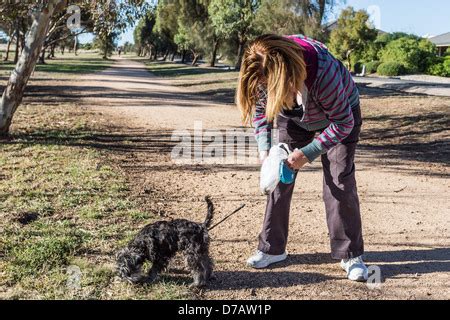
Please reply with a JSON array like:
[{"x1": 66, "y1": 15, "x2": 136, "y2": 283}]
[
  {"x1": 428, "y1": 63, "x2": 449, "y2": 77},
  {"x1": 365, "y1": 61, "x2": 381, "y2": 74},
  {"x1": 426, "y1": 55, "x2": 450, "y2": 77},
  {"x1": 428, "y1": 58, "x2": 450, "y2": 77},
  {"x1": 380, "y1": 37, "x2": 437, "y2": 73},
  {"x1": 377, "y1": 62, "x2": 406, "y2": 76}
]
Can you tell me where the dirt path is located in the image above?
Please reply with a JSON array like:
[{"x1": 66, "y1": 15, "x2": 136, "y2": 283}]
[{"x1": 80, "y1": 58, "x2": 449, "y2": 300}]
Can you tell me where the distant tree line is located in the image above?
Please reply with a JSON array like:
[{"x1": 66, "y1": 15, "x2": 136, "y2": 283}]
[
  {"x1": 132, "y1": 2, "x2": 448, "y2": 77},
  {"x1": 133, "y1": 0, "x2": 340, "y2": 68}
]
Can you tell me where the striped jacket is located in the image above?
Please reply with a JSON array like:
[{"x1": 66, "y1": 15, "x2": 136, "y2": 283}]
[{"x1": 253, "y1": 35, "x2": 360, "y2": 162}]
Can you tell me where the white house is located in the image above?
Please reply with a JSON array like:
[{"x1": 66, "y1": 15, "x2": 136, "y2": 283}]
[{"x1": 429, "y1": 32, "x2": 450, "y2": 56}]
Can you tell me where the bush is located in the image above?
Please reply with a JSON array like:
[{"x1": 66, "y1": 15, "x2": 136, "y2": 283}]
[
  {"x1": 377, "y1": 62, "x2": 406, "y2": 76},
  {"x1": 428, "y1": 63, "x2": 449, "y2": 77},
  {"x1": 380, "y1": 37, "x2": 436, "y2": 73},
  {"x1": 365, "y1": 61, "x2": 381, "y2": 74},
  {"x1": 426, "y1": 55, "x2": 450, "y2": 77},
  {"x1": 428, "y1": 58, "x2": 450, "y2": 77}
]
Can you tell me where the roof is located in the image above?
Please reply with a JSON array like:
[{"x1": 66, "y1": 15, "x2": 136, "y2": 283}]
[{"x1": 429, "y1": 32, "x2": 450, "y2": 46}]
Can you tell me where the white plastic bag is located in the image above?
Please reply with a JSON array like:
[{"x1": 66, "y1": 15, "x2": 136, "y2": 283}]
[{"x1": 259, "y1": 143, "x2": 291, "y2": 195}]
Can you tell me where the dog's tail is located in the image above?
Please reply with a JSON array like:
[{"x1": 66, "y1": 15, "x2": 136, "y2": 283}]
[{"x1": 203, "y1": 196, "x2": 214, "y2": 228}]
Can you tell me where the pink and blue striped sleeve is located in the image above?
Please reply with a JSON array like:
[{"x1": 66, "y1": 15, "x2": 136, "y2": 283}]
[
  {"x1": 253, "y1": 87, "x2": 271, "y2": 152},
  {"x1": 300, "y1": 59, "x2": 355, "y2": 162}
]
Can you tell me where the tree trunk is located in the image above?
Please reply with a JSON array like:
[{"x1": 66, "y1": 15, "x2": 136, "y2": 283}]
[
  {"x1": 162, "y1": 49, "x2": 169, "y2": 61},
  {"x1": 235, "y1": 38, "x2": 246, "y2": 70},
  {"x1": 3, "y1": 31, "x2": 12, "y2": 61},
  {"x1": 181, "y1": 50, "x2": 187, "y2": 63},
  {"x1": 39, "y1": 46, "x2": 46, "y2": 64},
  {"x1": 13, "y1": 24, "x2": 20, "y2": 64},
  {"x1": 20, "y1": 28, "x2": 26, "y2": 52},
  {"x1": 73, "y1": 34, "x2": 78, "y2": 56},
  {"x1": 209, "y1": 38, "x2": 220, "y2": 67},
  {"x1": 0, "y1": 1, "x2": 65, "y2": 136},
  {"x1": 192, "y1": 53, "x2": 200, "y2": 66},
  {"x1": 170, "y1": 51, "x2": 176, "y2": 61},
  {"x1": 346, "y1": 50, "x2": 353, "y2": 71},
  {"x1": 61, "y1": 45, "x2": 65, "y2": 55}
]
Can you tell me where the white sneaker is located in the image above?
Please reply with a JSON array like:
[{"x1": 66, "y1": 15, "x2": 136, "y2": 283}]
[
  {"x1": 340, "y1": 256, "x2": 368, "y2": 282},
  {"x1": 246, "y1": 250, "x2": 287, "y2": 269}
]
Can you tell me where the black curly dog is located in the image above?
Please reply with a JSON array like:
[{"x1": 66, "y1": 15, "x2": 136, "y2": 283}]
[{"x1": 116, "y1": 196, "x2": 214, "y2": 288}]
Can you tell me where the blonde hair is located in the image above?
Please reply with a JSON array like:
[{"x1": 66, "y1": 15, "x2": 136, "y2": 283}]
[{"x1": 236, "y1": 34, "x2": 307, "y2": 125}]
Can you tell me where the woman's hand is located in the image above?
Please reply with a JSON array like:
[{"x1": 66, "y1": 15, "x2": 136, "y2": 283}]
[{"x1": 287, "y1": 149, "x2": 309, "y2": 170}]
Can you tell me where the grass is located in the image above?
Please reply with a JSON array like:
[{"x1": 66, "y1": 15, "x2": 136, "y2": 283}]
[
  {"x1": 0, "y1": 103, "x2": 192, "y2": 299},
  {"x1": 144, "y1": 60, "x2": 234, "y2": 78},
  {"x1": 144, "y1": 60, "x2": 239, "y2": 102},
  {"x1": 0, "y1": 52, "x2": 112, "y2": 78}
]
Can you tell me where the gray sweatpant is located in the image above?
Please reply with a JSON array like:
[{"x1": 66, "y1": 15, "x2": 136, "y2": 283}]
[{"x1": 258, "y1": 106, "x2": 364, "y2": 259}]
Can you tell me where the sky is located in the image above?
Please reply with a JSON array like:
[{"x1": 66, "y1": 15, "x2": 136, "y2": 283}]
[{"x1": 79, "y1": 0, "x2": 450, "y2": 45}]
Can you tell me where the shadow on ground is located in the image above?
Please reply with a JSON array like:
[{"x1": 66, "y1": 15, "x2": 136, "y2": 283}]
[
  {"x1": 365, "y1": 247, "x2": 450, "y2": 279},
  {"x1": 359, "y1": 110, "x2": 450, "y2": 166},
  {"x1": 210, "y1": 271, "x2": 335, "y2": 290},
  {"x1": 4, "y1": 110, "x2": 449, "y2": 175},
  {"x1": 159, "y1": 247, "x2": 449, "y2": 290},
  {"x1": 275, "y1": 248, "x2": 450, "y2": 280},
  {"x1": 145, "y1": 61, "x2": 234, "y2": 78}
]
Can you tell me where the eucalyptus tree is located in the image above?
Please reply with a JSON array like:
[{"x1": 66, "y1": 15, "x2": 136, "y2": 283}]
[
  {"x1": 208, "y1": 0, "x2": 261, "y2": 69},
  {"x1": 0, "y1": 0, "x2": 147, "y2": 136}
]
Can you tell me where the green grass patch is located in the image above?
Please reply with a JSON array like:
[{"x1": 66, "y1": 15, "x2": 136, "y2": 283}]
[
  {"x1": 145, "y1": 60, "x2": 238, "y2": 81},
  {"x1": 0, "y1": 52, "x2": 112, "y2": 77},
  {"x1": 0, "y1": 105, "x2": 192, "y2": 299},
  {"x1": 3, "y1": 221, "x2": 86, "y2": 282},
  {"x1": 144, "y1": 61, "x2": 238, "y2": 103}
]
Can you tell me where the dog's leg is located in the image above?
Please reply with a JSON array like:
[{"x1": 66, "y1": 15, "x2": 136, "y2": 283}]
[
  {"x1": 203, "y1": 254, "x2": 214, "y2": 281},
  {"x1": 185, "y1": 250, "x2": 211, "y2": 288},
  {"x1": 146, "y1": 258, "x2": 169, "y2": 283}
]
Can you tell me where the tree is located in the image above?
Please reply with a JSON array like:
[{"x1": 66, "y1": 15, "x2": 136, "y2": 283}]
[
  {"x1": 0, "y1": 0, "x2": 68, "y2": 136},
  {"x1": 90, "y1": 1, "x2": 147, "y2": 59},
  {"x1": 253, "y1": 0, "x2": 304, "y2": 35},
  {"x1": 174, "y1": 20, "x2": 202, "y2": 64},
  {"x1": 380, "y1": 37, "x2": 437, "y2": 74},
  {"x1": 328, "y1": 7, "x2": 377, "y2": 70},
  {"x1": 174, "y1": 0, "x2": 213, "y2": 66},
  {"x1": 155, "y1": 0, "x2": 179, "y2": 61},
  {"x1": 94, "y1": 32, "x2": 119, "y2": 58},
  {"x1": 39, "y1": 7, "x2": 92, "y2": 63},
  {"x1": 208, "y1": 0, "x2": 261, "y2": 69},
  {"x1": 0, "y1": 0, "x2": 147, "y2": 136},
  {"x1": 296, "y1": 0, "x2": 341, "y2": 40},
  {"x1": 134, "y1": 8, "x2": 158, "y2": 59},
  {"x1": 122, "y1": 41, "x2": 134, "y2": 54},
  {"x1": 0, "y1": 4, "x2": 29, "y2": 63}
]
